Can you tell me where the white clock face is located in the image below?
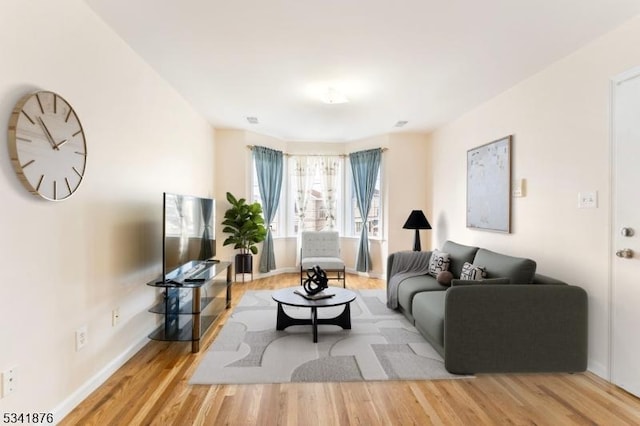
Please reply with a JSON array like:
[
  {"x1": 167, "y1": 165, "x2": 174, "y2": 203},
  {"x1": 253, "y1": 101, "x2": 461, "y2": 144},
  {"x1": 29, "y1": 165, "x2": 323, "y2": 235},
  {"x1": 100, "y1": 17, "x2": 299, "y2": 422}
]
[{"x1": 9, "y1": 91, "x2": 87, "y2": 201}]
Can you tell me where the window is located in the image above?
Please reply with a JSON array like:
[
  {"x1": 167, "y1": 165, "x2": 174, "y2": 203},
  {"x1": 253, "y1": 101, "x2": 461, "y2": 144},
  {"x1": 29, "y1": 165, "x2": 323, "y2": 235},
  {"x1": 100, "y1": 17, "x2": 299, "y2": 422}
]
[
  {"x1": 251, "y1": 153, "x2": 382, "y2": 239},
  {"x1": 289, "y1": 156, "x2": 343, "y2": 234},
  {"x1": 294, "y1": 187, "x2": 326, "y2": 233}
]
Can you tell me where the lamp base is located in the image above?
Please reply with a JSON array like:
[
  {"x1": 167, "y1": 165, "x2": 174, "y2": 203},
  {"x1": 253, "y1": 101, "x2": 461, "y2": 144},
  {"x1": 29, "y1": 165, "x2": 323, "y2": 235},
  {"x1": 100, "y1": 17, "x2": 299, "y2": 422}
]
[{"x1": 413, "y1": 229, "x2": 422, "y2": 251}]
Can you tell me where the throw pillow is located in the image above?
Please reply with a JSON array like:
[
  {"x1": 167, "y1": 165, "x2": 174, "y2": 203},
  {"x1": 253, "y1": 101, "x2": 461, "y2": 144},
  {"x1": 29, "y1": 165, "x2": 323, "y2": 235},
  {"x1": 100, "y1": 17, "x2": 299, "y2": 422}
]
[
  {"x1": 460, "y1": 262, "x2": 487, "y2": 280},
  {"x1": 428, "y1": 249, "x2": 451, "y2": 277},
  {"x1": 451, "y1": 277, "x2": 511, "y2": 286},
  {"x1": 436, "y1": 271, "x2": 454, "y2": 286}
]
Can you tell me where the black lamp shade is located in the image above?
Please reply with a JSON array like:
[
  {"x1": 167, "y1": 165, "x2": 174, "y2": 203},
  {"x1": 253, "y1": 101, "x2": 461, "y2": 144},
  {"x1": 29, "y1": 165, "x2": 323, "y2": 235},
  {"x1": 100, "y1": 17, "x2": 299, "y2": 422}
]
[
  {"x1": 403, "y1": 210, "x2": 431, "y2": 251},
  {"x1": 403, "y1": 210, "x2": 432, "y2": 230}
]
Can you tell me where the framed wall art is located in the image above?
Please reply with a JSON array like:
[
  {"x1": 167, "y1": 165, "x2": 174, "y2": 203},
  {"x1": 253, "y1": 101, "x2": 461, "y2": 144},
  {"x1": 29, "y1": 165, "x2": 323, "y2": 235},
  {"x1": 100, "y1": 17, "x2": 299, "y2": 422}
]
[{"x1": 466, "y1": 135, "x2": 512, "y2": 233}]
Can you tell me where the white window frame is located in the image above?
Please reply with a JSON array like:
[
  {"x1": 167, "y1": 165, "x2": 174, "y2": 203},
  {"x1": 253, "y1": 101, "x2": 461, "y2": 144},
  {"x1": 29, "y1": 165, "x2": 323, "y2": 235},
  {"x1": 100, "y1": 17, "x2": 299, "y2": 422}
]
[{"x1": 250, "y1": 153, "x2": 383, "y2": 239}]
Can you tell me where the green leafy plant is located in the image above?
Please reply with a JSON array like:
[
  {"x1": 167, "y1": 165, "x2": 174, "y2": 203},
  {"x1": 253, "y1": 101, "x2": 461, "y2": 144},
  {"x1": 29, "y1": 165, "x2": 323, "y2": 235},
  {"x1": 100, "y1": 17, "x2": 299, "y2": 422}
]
[{"x1": 221, "y1": 192, "x2": 267, "y2": 255}]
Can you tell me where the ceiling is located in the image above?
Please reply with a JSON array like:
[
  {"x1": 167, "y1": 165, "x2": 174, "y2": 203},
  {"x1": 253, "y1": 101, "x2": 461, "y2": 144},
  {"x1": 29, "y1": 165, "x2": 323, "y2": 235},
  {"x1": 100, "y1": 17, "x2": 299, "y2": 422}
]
[{"x1": 85, "y1": 0, "x2": 640, "y2": 142}]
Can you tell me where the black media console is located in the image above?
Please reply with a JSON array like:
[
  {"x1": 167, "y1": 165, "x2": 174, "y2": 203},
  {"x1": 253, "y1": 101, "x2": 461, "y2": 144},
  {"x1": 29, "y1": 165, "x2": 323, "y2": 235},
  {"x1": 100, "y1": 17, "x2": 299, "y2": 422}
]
[{"x1": 147, "y1": 260, "x2": 232, "y2": 353}]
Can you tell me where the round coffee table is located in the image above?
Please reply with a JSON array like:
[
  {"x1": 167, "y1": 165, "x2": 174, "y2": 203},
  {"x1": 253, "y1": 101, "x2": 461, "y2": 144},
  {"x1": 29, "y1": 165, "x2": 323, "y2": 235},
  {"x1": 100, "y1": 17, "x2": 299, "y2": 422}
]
[{"x1": 271, "y1": 286, "x2": 357, "y2": 343}]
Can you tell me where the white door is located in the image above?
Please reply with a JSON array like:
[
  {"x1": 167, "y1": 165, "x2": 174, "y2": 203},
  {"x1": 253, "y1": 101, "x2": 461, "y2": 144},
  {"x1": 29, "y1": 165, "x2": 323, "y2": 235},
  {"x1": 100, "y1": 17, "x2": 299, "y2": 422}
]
[{"x1": 611, "y1": 68, "x2": 640, "y2": 397}]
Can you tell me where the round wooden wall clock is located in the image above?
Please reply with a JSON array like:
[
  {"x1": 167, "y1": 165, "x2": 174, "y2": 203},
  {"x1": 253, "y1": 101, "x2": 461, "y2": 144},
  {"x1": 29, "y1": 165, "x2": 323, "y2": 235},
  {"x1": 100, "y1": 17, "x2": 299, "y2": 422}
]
[{"x1": 8, "y1": 91, "x2": 87, "y2": 201}]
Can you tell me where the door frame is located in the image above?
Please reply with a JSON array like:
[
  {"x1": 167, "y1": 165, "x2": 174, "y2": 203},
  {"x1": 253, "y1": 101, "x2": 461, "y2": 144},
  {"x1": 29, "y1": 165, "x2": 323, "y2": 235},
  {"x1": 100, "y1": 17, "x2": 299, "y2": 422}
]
[{"x1": 608, "y1": 65, "x2": 640, "y2": 383}]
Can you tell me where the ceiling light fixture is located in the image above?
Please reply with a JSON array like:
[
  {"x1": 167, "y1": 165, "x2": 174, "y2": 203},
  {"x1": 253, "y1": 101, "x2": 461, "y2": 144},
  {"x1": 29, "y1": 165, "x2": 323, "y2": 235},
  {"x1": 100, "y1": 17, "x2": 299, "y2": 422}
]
[
  {"x1": 322, "y1": 88, "x2": 348, "y2": 104},
  {"x1": 246, "y1": 116, "x2": 259, "y2": 124},
  {"x1": 395, "y1": 120, "x2": 409, "y2": 127}
]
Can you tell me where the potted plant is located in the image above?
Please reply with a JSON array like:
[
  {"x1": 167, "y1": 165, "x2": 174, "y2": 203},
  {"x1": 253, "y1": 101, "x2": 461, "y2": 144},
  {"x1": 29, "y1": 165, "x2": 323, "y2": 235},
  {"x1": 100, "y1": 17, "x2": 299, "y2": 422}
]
[{"x1": 221, "y1": 192, "x2": 267, "y2": 277}]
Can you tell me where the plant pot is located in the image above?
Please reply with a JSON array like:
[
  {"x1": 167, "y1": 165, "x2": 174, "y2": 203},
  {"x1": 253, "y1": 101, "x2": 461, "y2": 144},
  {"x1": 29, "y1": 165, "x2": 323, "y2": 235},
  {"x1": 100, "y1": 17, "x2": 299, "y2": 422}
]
[{"x1": 235, "y1": 253, "x2": 253, "y2": 274}]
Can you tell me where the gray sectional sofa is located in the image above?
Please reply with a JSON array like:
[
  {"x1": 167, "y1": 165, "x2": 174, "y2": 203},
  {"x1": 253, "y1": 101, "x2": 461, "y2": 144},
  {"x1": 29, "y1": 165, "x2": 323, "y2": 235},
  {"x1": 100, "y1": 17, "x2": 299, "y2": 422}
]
[{"x1": 387, "y1": 240, "x2": 588, "y2": 374}]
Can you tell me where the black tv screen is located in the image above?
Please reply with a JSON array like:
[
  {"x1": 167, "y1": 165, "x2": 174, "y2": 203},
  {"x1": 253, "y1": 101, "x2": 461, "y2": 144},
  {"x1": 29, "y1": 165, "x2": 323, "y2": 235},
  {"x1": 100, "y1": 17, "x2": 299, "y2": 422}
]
[{"x1": 163, "y1": 192, "x2": 216, "y2": 281}]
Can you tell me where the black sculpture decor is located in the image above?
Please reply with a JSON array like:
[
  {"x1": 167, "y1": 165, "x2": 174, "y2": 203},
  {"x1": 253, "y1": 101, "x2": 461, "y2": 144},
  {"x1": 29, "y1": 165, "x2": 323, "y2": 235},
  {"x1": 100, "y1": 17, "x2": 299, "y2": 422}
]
[{"x1": 303, "y1": 265, "x2": 329, "y2": 295}]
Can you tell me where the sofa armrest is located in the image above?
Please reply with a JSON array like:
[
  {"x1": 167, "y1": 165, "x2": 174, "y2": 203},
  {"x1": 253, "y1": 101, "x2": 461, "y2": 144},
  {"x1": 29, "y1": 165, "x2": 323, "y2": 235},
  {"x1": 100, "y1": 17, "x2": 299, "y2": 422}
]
[
  {"x1": 532, "y1": 273, "x2": 567, "y2": 285},
  {"x1": 444, "y1": 284, "x2": 588, "y2": 374},
  {"x1": 386, "y1": 253, "x2": 396, "y2": 284}
]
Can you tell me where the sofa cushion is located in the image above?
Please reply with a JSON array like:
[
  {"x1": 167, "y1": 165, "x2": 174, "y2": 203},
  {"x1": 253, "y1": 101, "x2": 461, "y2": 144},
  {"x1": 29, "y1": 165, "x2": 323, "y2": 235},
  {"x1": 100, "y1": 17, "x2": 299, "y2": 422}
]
[
  {"x1": 412, "y1": 291, "x2": 446, "y2": 356},
  {"x1": 397, "y1": 275, "x2": 443, "y2": 316},
  {"x1": 301, "y1": 257, "x2": 345, "y2": 270},
  {"x1": 460, "y1": 262, "x2": 487, "y2": 280},
  {"x1": 442, "y1": 241, "x2": 480, "y2": 277},
  {"x1": 451, "y1": 277, "x2": 511, "y2": 286},
  {"x1": 473, "y1": 248, "x2": 536, "y2": 283},
  {"x1": 427, "y1": 249, "x2": 451, "y2": 277}
]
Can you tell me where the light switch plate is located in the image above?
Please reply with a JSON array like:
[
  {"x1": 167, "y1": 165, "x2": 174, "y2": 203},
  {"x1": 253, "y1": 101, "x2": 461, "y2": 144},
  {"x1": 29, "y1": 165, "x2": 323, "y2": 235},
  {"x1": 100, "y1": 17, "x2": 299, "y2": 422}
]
[
  {"x1": 513, "y1": 179, "x2": 525, "y2": 197},
  {"x1": 578, "y1": 191, "x2": 598, "y2": 208}
]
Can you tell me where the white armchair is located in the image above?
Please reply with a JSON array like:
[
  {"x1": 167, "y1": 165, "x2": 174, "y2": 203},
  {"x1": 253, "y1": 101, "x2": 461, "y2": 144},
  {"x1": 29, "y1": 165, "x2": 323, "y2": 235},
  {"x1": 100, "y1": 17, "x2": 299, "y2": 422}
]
[{"x1": 300, "y1": 231, "x2": 346, "y2": 287}]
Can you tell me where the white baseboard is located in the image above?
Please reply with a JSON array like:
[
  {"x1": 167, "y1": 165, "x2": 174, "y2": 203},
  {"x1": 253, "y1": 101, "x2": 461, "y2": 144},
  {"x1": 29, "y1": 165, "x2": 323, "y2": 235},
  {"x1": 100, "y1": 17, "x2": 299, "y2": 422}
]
[
  {"x1": 52, "y1": 332, "x2": 151, "y2": 423},
  {"x1": 587, "y1": 361, "x2": 610, "y2": 382},
  {"x1": 243, "y1": 267, "x2": 297, "y2": 281},
  {"x1": 345, "y1": 268, "x2": 384, "y2": 280}
]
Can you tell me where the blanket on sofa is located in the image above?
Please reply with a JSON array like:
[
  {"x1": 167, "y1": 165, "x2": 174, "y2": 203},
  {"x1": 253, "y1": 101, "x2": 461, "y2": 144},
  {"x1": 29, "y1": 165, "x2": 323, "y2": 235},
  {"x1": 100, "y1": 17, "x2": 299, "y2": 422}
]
[{"x1": 387, "y1": 251, "x2": 432, "y2": 309}]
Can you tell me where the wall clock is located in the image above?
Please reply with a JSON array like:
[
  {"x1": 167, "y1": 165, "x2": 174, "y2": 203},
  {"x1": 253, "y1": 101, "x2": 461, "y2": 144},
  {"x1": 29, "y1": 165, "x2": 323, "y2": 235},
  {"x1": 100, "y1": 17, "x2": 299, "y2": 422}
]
[{"x1": 8, "y1": 91, "x2": 87, "y2": 201}]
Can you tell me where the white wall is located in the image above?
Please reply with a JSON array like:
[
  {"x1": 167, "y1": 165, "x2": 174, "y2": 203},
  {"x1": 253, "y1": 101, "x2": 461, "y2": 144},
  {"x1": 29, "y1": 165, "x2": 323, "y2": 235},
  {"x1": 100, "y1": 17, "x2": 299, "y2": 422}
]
[
  {"x1": 385, "y1": 133, "x2": 433, "y2": 257},
  {"x1": 0, "y1": 0, "x2": 214, "y2": 417},
  {"x1": 430, "y1": 15, "x2": 640, "y2": 378}
]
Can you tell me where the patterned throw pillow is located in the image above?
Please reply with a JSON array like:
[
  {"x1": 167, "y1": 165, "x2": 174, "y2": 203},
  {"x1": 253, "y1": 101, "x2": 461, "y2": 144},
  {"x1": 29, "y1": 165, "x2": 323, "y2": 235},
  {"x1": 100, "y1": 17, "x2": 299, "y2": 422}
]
[
  {"x1": 428, "y1": 249, "x2": 451, "y2": 277},
  {"x1": 460, "y1": 262, "x2": 487, "y2": 280}
]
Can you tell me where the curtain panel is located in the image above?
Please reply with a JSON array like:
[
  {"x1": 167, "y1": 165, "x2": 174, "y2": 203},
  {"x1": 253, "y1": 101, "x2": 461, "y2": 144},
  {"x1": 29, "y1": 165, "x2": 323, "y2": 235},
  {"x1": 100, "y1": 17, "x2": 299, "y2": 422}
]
[
  {"x1": 349, "y1": 148, "x2": 382, "y2": 272},
  {"x1": 291, "y1": 156, "x2": 315, "y2": 265},
  {"x1": 290, "y1": 155, "x2": 342, "y2": 265},
  {"x1": 319, "y1": 156, "x2": 341, "y2": 231},
  {"x1": 253, "y1": 146, "x2": 284, "y2": 273}
]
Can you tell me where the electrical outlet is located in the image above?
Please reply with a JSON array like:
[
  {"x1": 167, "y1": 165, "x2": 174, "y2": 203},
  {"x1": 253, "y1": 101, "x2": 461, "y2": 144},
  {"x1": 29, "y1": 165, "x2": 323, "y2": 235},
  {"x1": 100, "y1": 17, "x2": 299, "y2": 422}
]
[
  {"x1": 1, "y1": 367, "x2": 16, "y2": 398},
  {"x1": 76, "y1": 326, "x2": 88, "y2": 351},
  {"x1": 112, "y1": 308, "x2": 120, "y2": 327}
]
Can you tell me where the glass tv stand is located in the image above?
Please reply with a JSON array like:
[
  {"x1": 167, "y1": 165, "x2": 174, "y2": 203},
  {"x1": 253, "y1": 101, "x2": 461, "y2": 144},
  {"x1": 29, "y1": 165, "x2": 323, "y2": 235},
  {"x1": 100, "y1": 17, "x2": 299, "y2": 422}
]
[{"x1": 147, "y1": 260, "x2": 232, "y2": 353}]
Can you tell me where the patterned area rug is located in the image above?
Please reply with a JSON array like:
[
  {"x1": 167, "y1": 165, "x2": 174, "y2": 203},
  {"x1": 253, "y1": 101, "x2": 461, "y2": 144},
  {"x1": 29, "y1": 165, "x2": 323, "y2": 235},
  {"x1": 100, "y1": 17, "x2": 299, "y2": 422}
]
[{"x1": 189, "y1": 289, "x2": 468, "y2": 384}]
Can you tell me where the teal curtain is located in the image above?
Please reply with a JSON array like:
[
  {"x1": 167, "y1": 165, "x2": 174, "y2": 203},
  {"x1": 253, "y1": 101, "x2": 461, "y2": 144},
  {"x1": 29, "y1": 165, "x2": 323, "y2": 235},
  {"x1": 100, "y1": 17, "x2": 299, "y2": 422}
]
[
  {"x1": 349, "y1": 148, "x2": 381, "y2": 272},
  {"x1": 253, "y1": 146, "x2": 283, "y2": 272}
]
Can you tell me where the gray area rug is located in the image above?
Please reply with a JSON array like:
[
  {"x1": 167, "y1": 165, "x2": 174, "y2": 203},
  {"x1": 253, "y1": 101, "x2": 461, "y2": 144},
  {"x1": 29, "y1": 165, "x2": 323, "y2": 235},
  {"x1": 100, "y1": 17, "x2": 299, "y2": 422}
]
[{"x1": 190, "y1": 289, "x2": 468, "y2": 384}]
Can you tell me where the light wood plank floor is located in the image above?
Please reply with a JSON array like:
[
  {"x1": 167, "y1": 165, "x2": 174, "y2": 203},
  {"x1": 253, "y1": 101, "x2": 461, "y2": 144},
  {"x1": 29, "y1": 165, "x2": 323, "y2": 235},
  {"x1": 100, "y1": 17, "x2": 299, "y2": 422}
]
[{"x1": 61, "y1": 274, "x2": 640, "y2": 425}]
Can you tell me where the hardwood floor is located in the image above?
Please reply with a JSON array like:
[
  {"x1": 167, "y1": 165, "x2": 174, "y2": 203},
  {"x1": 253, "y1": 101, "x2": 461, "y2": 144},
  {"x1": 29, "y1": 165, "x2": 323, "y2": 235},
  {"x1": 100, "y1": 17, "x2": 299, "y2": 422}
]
[{"x1": 61, "y1": 274, "x2": 640, "y2": 425}]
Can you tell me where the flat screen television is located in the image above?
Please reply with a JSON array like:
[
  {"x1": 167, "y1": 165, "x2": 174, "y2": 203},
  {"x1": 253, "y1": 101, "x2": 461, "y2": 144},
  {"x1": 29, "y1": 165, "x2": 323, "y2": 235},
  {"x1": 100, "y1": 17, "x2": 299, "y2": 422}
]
[{"x1": 163, "y1": 192, "x2": 216, "y2": 281}]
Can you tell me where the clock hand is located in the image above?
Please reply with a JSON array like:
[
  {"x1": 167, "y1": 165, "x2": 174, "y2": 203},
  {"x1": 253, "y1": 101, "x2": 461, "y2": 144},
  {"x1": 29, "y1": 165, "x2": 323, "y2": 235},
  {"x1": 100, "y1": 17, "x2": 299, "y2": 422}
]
[
  {"x1": 36, "y1": 117, "x2": 55, "y2": 148},
  {"x1": 56, "y1": 128, "x2": 83, "y2": 149},
  {"x1": 37, "y1": 117, "x2": 59, "y2": 150},
  {"x1": 55, "y1": 139, "x2": 69, "y2": 149}
]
